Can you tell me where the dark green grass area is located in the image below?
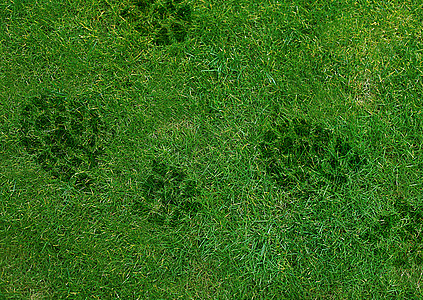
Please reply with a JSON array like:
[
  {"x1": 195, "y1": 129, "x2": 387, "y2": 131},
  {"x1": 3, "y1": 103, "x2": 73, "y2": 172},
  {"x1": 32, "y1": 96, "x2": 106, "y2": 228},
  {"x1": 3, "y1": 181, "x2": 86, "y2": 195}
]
[
  {"x1": 1, "y1": 0, "x2": 423, "y2": 298},
  {"x1": 18, "y1": 92, "x2": 113, "y2": 191}
]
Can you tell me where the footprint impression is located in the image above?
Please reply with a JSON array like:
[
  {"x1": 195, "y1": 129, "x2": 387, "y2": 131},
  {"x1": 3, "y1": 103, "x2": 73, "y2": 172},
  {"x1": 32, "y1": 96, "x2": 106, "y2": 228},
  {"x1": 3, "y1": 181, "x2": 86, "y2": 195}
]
[
  {"x1": 259, "y1": 115, "x2": 367, "y2": 191},
  {"x1": 119, "y1": 0, "x2": 193, "y2": 45},
  {"x1": 133, "y1": 159, "x2": 201, "y2": 226},
  {"x1": 19, "y1": 92, "x2": 110, "y2": 190}
]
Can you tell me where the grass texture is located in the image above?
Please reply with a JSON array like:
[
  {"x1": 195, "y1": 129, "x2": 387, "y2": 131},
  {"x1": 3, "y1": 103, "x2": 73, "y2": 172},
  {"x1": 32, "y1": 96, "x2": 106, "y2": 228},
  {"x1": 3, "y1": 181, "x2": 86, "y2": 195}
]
[{"x1": 1, "y1": 0, "x2": 423, "y2": 298}]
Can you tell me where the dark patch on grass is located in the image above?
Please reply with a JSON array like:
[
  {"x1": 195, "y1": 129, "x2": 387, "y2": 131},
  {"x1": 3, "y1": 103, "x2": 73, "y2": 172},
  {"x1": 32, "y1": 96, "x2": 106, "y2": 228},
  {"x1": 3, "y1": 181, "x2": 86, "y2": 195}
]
[
  {"x1": 361, "y1": 213, "x2": 398, "y2": 243},
  {"x1": 120, "y1": 0, "x2": 192, "y2": 45},
  {"x1": 135, "y1": 0, "x2": 156, "y2": 11},
  {"x1": 18, "y1": 92, "x2": 109, "y2": 190},
  {"x1": 175, "y1": 5, "x2": 191, "y2": 22},
  {"x1": 171, "y1": 22, "x2": 187, "y2": 42},
  {"x1": 391, "y1": 198, "x2": 423, "y2": 267},
  {"x1": 133, "y1": 159, "x2": 201, "y2": 226},
  {"x1": 154, "y1": 26, "x2": 171, "y2": 45},
  {"x1": 360, "y1": 197, "x2": 423, "y2": 268},
  {"x1": 259, "y1": 115, "x2": 367, "y2": 191}
]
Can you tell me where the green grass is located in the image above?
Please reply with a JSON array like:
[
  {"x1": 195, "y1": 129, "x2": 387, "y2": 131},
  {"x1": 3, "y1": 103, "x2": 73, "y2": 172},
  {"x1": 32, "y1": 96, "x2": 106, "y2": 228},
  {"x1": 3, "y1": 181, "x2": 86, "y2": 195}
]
[{"x1": 1, "y1": 0, "x2": 423, "y2": 298}]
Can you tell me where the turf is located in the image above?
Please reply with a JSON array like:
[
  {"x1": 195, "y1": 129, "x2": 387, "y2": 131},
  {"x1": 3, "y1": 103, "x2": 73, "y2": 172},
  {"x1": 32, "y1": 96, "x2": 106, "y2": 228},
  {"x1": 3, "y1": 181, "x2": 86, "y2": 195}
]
[{"x1": 1, "y1": 0, "x2": 423, "y2": 298}]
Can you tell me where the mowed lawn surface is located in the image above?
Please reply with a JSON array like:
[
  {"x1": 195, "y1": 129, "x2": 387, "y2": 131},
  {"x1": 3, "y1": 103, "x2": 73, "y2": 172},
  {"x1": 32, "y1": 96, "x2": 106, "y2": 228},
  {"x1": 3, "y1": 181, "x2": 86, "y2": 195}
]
[{"x1": 1, "y1": 0, "x2": 423, "y2": 298}]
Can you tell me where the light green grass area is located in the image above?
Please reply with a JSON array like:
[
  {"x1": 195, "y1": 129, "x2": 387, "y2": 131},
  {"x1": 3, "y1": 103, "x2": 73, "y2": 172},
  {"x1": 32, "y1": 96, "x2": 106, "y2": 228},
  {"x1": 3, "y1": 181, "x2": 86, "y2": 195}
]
[{"x1": 1, "y1": 0, "x2": 423, "y2": 298}]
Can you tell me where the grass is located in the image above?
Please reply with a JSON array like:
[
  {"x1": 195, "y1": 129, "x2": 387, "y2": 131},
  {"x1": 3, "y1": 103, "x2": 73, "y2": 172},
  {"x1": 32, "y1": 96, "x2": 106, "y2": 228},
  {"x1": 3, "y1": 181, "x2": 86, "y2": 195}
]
[{"x1": 1, "y1": 0, "x2": 423, "y2": 298}]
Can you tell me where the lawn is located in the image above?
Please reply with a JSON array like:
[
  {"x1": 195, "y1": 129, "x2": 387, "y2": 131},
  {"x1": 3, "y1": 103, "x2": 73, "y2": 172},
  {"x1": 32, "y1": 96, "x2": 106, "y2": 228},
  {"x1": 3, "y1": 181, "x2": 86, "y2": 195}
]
[{"x1": 1, "y1": 0, "x2": 423, "y2": 298}]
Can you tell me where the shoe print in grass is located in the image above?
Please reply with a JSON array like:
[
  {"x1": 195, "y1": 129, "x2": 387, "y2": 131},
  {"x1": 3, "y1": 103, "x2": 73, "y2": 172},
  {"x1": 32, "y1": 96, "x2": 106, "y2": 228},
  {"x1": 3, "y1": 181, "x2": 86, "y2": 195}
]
[
  {"x1": 259, "y1": 115, "x2": 367, "y2": 190},
  {"x1": 133, "y1": 159, "x2": 201, "y2": 226},
  {"x1": 19, "y1": 92, "x2": 110, "y2": 190},
  {"x1": 119, "y1": 0, "x2": 192, "y2": 45}
]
